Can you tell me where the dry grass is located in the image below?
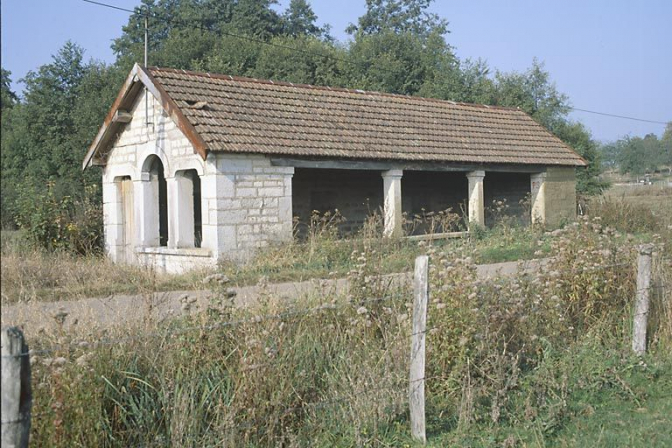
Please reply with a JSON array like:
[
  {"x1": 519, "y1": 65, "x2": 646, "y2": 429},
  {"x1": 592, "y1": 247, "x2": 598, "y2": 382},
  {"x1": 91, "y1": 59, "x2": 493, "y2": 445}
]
[
  {"x1": 1, "y1": 231, "x2": 208, "y2": 305},
  {"x1": 28, "y1": 284, "x2": 414, "y2": 446},
  {"x1": 586, "y1": 184, "x2": 672, "y2": 237},
  {"x1": 2, "y1": 214, "x2": 552, "y2": 304}
]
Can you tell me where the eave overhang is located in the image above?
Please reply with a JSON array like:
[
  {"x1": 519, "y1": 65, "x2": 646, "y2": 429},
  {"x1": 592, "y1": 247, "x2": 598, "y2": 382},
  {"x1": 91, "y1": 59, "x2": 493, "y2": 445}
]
[{"x1": 82, "y1": 63, "x2": 209, "y2": 170}]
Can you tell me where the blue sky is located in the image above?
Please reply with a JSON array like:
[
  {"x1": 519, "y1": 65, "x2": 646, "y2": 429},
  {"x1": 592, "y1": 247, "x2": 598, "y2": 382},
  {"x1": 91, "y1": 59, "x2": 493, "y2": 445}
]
[{"x1": 2, "y1": 0, "x2": 670, "y2": 142}]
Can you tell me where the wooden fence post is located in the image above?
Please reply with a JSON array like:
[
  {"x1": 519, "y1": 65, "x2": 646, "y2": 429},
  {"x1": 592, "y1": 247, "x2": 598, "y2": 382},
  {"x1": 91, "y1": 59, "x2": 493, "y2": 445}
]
[
  {"x1": 1, "y1": 327, "x2": 32, "y2": 448},
  {"x1": 632, "y1": 244, "x2": 654, "y2": 356},
  {"x1": 409, "y1": 255, "x2": 428, "y2": 444}
]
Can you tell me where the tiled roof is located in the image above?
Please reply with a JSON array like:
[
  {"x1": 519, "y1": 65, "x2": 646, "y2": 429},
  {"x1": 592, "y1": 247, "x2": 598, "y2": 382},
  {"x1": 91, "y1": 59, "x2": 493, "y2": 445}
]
[{"x1": 147, "y1": 67, "x2": 586, "y2": 166}]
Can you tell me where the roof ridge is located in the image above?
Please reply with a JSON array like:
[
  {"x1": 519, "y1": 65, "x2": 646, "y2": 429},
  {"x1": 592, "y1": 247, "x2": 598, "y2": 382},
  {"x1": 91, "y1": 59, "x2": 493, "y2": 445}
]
[{"x1": 148, "y1": 66, "x2": 523, "y2": 113}]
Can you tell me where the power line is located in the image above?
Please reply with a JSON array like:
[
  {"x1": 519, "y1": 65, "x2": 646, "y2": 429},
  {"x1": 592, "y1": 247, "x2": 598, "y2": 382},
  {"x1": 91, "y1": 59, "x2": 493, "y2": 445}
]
[
  {"x1": 570, "y1": 107, "x2": 668, "y2": 125},
  {"x1": 80, "y1": 0, "x2": 670, "y2": 127},
  {"x1": 80, "y1": 0, "x2": 135, "y2": 14},
  {"x1": 80, "y1": 0, "x2": 366, "y2": 72}
]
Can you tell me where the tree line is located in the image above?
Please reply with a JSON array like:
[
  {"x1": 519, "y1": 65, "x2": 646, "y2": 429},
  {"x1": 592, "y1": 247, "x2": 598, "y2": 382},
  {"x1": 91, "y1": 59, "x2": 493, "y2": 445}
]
[
  {"x1": 1, "y1": 0, "x2": 608, "y2": 247},
  {"x1": 600, "y1": 125, "x2": 672, "y2": 175}
]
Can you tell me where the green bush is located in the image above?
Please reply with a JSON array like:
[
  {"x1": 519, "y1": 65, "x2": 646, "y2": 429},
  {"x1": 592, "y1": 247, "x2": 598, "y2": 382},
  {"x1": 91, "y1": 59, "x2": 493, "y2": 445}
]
[{"x1": 14, "y1": 181, "x2": 102, "y2": 254}]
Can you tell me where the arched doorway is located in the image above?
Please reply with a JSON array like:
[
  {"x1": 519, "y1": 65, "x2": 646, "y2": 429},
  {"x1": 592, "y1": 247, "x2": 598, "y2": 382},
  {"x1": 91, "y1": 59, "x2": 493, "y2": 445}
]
[{"x1": 143, "y1": 155, "x2": 169, "y2": 247}]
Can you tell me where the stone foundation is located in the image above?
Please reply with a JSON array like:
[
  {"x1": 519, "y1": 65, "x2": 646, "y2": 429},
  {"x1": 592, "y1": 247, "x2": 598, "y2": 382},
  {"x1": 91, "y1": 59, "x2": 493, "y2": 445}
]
[{"x1": 136, "y1": 247, "x2": 215, "y2": 274}]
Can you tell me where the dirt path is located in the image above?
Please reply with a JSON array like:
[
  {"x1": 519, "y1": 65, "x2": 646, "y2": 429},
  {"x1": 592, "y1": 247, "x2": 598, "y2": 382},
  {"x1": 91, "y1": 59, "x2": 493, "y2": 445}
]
[{"x1": 1, "y1": 259, "x2": 544, "y2": 335}]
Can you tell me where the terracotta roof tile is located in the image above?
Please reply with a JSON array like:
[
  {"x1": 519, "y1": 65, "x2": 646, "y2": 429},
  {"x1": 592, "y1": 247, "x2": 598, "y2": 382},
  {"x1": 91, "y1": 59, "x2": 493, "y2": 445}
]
[{"x1": 148, "y1": 67, "x2": 587, "y2": 166}]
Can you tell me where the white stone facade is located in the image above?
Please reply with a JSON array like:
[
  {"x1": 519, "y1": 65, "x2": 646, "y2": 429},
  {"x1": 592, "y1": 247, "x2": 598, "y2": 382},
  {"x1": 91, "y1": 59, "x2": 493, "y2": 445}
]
[{"x1": 102, "y1": 91, "x2": 293, "y2": 273}]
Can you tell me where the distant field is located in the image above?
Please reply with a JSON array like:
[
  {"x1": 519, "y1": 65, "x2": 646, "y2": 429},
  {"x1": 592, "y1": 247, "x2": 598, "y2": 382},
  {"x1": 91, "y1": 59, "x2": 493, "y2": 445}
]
[{"x1": 603, "y1": 183, "x2": 672, "y2": 227}]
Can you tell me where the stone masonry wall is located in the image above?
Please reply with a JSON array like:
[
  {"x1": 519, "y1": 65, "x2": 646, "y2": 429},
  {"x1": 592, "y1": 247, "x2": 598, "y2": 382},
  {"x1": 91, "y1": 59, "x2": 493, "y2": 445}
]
[
  {"x1": 103, "y1": 91, "x2": 294, "y2": 268},
  {"x1": 105, "y1": 90, "x2": 201, "y2": 177},
  {"x1": 544, "y1": 167, "x2": 576, "y2": 228},
  {"x1": 99, "y1": 88, "x2": 578, "y2": 271},
  {"x1": 204, "y1": 154, "x2": 294, "y2": 261}
]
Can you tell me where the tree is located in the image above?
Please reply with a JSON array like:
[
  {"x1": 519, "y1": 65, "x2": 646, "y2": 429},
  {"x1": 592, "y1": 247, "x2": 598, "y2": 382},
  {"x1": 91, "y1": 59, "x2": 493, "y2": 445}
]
[
  {"x1": 662, "y1": 122, "x2": 672, "y2": 168},
  {"x1": 615, "y1": 134, "x2": 665, "y2": 175},
  {"x1": 18, "y1": 42, "x2": 86, "y2": 182},
  {"x1": 1, "y1": 68, "x2": 17, "y2": 110},
  {"x1": 111, "y1": 0, "x2": 292, "y2": 73},
  {"x1": 347, "y1": 30, "x2": 430, "y2": 95},
  {"x1": 1, "y1": 69, "x2": 19, "y2": 227},
  {"x1": 346, "y1": 0, "x2": 448, "y2": 39},
  {"x1": 491, "y1": 59, "x2": 570, "y2": 131},
  {"x1": 253, "y1": 35, "x2": 346, "y2": 86},
  {"x1": 282, "y1": 0, "x2": 325, "y2": 38},
  {"x1": 1, "y1": 43, "x2": 120, "y2": 236},
  {"x1": 197, "y1": 34, "x2": 263, "y2": 77},
  {"x1": 229, "y1": 0, "x2": 283, "y2": 40},
  {"x1": 554, "y1": 121, "x2": 609, "y2": 194},
  {"x1": 598, "y1": 142, "x2": 620, "y2": 171},
  {"x1": 344, "y1": 0, "x2": 459, "y2": 97}
]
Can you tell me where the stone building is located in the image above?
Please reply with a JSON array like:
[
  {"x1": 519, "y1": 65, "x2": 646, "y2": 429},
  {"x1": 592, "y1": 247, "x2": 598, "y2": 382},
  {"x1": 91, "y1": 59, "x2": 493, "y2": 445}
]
[{"x1": 83, "y1": 64, "x2": 586, "y2": 273}]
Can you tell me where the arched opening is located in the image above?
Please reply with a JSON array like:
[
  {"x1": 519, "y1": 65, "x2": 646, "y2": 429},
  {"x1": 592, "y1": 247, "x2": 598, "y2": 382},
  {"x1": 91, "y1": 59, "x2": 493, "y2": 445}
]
[
  {"x1": 145, "y1": 155, "x2": 168, "y2": 247},
  {"x1": 188, "y1": 170, "x2": 202, "y2": 248},
  {"x1": 174, "y1": 169, "x2": 202, "y2": 248}
]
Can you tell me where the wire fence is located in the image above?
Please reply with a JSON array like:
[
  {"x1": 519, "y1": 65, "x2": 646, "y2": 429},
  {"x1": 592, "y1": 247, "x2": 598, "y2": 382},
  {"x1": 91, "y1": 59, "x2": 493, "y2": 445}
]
[
  {"x1": 2, "y1": 249, "x2": 670, "y2": 446},
  {"x1": 1, "y1": 291, "x2": 410, "y2": 359},
  {"x1": 4, "y1": 249, "x2": 663, "y2": 360}
]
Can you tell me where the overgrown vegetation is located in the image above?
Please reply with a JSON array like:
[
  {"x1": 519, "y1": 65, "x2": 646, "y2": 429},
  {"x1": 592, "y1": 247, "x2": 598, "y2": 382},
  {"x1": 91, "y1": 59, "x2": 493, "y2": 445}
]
[
  {"x1": 2, "y1": 2, "x2": 670, "y2": 442},
  {"x1": 2, "y1": 207, "x2": 555, "y2": 305},
  {"x1": 586, "y1": 184, "x2": 672, "y2": 237},
  {"x1": 4, "y1": 182, "x2": 670, "y2": 306},
  {"x1": 23, "y1": 212, "x2": 671, "y2": 446}
]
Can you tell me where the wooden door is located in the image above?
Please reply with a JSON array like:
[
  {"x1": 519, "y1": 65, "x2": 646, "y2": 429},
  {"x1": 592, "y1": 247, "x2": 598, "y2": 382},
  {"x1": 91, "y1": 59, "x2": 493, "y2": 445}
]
[{"x1": 120, "y1": 178, "x2": 134, "y2": 263}]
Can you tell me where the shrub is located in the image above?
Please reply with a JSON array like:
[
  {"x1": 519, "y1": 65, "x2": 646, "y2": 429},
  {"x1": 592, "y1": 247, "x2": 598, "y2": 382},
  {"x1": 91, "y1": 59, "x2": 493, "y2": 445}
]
[
  {"x1": 423, "y1": 216, "x2": 649, "y2": 431},
  {"x1": 17, "y1": 211, "x2": 672, "y2": 445},
  {"x1": 13, "y1": 181, "x2": 102, "y2": 254}
]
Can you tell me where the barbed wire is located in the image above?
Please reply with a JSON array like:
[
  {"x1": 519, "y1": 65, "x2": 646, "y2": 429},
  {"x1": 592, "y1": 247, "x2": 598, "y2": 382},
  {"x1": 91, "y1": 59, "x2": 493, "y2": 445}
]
[
  {"x1": 5, "y1": 276, "x2": 667, "y2": 362},
  {"x1": 1, "y1": 291, "x2": 410, "y2": 359}
]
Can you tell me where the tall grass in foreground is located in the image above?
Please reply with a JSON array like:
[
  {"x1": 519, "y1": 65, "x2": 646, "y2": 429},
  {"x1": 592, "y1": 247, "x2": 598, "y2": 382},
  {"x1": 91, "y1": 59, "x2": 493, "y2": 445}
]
[{"x1": 26, "y1": 217, "x2": 671, "y2": 446}]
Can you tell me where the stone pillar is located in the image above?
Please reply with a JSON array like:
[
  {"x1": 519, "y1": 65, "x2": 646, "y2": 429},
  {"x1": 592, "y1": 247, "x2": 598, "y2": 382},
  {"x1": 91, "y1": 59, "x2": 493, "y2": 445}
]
[
  {"x1": 466, "y1": 170, "x2": 485, "y2": 226},
  {"x1": 133, "y1": 173, "x2": 160, "y2": 247},
  {"x1": 382, "y1": 169, "x2": 403, "y2": 237},
  {"x1": 530, "y1": 172, "x2": 547, "y2": 225},
  {"x1": 278, "y1": 170, "x2": 294, "y2": 241},
  {"x1": 199, "y1": 171, "x2": 235, "y2": 259},
  {"x1": 166, "y1": 173, "x2": 195, "y2": 248}
]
